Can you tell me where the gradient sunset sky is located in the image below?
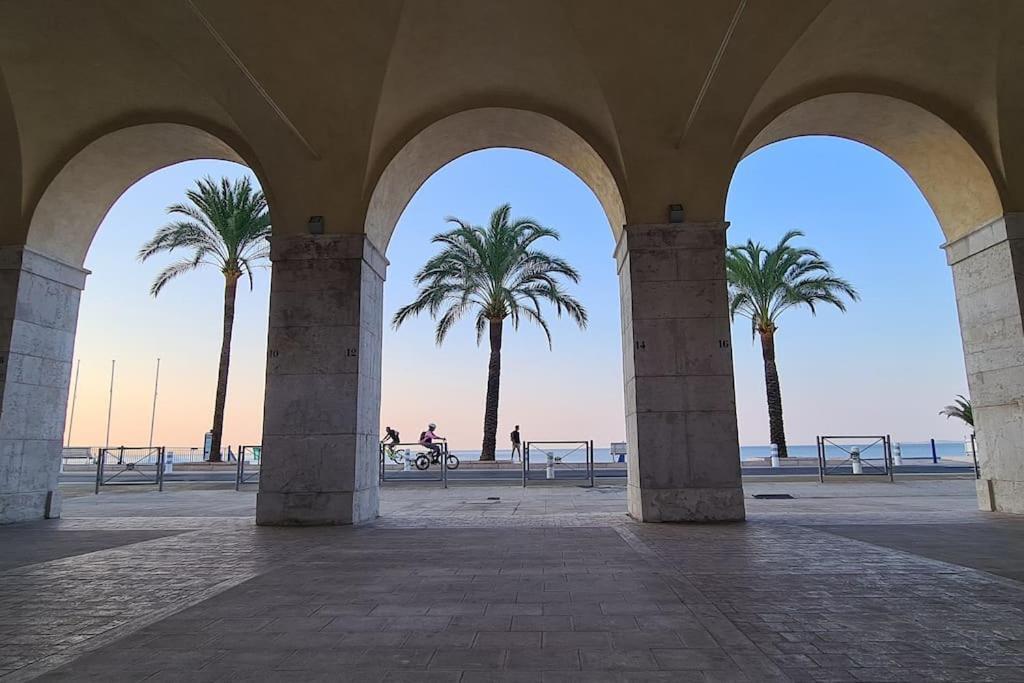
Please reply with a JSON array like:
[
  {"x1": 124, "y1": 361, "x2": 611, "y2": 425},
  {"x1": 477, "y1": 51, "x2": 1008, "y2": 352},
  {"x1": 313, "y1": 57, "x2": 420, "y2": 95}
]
[{"x1": 65, "y1": 137, "x2": 970, "y2": 451}]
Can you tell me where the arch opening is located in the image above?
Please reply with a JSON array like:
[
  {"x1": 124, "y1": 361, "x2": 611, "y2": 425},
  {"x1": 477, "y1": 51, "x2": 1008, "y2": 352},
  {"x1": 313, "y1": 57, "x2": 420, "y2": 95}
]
[
  {"x1": 64, "y1": 159, "x2": 270, "y2": 461},
  {"x1": 725, "y1": 134, "x2": 972, "y2": 464},
  {"x1": 0, "y1": 124, "x2": 273, "y2": 525},
  {"x1": 364, "y1": 108, "x2": 627, "y2": 253},
  {"x1": 379, "y1": 147, "x2": 625, "y2": 458}
]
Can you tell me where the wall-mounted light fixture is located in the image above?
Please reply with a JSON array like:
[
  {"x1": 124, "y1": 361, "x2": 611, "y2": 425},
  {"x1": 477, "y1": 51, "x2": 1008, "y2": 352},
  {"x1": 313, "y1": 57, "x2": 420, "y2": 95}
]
[
  {"x1": 307, "y1": 216, "x2": 324, "y2": 234},
  {"x1": 668, "y1": 204, "x2": 684, "y2": 224}
]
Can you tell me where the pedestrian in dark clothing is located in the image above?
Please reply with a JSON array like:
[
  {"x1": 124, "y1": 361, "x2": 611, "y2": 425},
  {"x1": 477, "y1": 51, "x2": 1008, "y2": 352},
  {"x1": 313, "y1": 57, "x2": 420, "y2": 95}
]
[{"x1": 510, "y1": 425, "x2": 521, "y2": 462}]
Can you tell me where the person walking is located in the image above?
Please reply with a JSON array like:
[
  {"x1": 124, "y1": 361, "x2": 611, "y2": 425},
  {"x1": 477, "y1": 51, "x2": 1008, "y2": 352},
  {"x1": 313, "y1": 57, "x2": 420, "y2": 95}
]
[{"x1": 510, "y1": 425, "x2": 522, "y2": 463}]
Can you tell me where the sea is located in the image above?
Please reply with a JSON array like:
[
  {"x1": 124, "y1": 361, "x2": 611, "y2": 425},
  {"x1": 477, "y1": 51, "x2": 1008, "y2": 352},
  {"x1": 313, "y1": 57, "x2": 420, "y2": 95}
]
[{"x1": 451, "y1": 440, "x2": 971, "y2": 464}]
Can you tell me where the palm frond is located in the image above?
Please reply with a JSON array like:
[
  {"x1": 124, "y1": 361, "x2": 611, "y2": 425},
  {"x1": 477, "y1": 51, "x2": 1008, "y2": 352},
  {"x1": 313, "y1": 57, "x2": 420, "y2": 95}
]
[
  {"x1": 393, "y1": 204, "x2": 588, "y2": 348},
  {"x1": 139, "y1": 175, "x2": 271, "y2": 296},
  {"x1": 727, "y1": 230, "x2": 858, "y2": 334},
  {"x1": 940, "y1": 395, "x2": 974, "y2": 428}
]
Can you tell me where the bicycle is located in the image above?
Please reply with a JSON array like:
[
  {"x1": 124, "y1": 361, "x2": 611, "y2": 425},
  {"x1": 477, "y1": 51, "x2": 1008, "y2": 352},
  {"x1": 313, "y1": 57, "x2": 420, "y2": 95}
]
[
  {"x1": 415, "y1": 443, "x2": 460, "y2": 471},
  {"x1": 382, "y1": 443, "x2": 460, "y2": 471}
]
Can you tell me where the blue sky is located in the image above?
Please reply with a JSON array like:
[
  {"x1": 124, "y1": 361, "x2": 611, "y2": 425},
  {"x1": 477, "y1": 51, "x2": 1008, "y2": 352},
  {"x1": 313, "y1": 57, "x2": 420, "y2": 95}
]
[{"x1": 67, "y1": 137, "x2": 970, "y2": 450}]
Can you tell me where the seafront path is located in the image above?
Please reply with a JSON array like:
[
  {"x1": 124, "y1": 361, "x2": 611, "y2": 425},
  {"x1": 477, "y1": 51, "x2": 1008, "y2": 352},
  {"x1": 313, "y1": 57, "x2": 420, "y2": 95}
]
[{"x1": 2, "y1": 479, "x2": 1022, "y2": 681}]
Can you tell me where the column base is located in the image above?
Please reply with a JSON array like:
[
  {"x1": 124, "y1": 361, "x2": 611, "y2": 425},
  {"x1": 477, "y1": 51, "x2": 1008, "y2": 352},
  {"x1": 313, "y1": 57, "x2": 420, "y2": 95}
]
[
  {"x1": 256, "y1": 487, "x2": 378, "y2": 526},
  {"x1": 977, "y1": 478, "x2": 1024, "y2": 513},
  {"x1": 0, "y1": 491, "x2": 48, "y2": 524},
  {"x1": 627, "y1": 484, "x2": 746, "y2": 522}
]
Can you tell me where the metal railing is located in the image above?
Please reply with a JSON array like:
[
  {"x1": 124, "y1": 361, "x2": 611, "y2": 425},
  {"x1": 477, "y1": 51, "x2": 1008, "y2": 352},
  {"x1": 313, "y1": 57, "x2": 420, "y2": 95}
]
[
  {"x1": 95, "y1": 446, "x2": 166, "y2": 493},
  {"x1": 61, "y1": 446, "x2": 94, "y2": 472},
  {"x1": 235, "y1": 444, "x2": 262, "y2": 489},
  {"x1": 816, "y1": 435, "x2": 894, "y2": 482},
  {"x1": 522, "y1": 440, "x2": 594, "y2": 487},
  {"x1": 379, "y1": 441, "x2": 450, "y2": 487}
]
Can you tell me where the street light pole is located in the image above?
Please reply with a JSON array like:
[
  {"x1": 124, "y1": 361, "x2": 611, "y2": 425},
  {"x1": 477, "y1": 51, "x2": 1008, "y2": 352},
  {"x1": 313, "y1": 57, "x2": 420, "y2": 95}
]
[
  {"x1": 65, "y1": 359, "x2": 81, "y2": 447},
  {"x1": 104, "y1": 360, "x2": 115, "y2": 453},
  {"x1": 147, "y1": 358, "x2": 161, "y2": 449}
]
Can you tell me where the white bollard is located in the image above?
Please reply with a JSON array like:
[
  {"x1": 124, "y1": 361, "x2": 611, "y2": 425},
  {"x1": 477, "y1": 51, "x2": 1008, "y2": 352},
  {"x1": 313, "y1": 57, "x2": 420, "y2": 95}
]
[
  {"x1": 403, "y1": 450, "x2": 411, "y2": 472},
  {"x1": 163, "y1": 452, "x2": 174, "y2": 474},
  {"x1": 851, "y1": 447, "x2": 863, "y2": 475},
  {"x1": 770, "y1": 444, "x2": 781, "y2": 468},
  {"x1": 892, "y1": 443, "x2": 903, "y2": 466},
  {"x1": 546, "y1": 451, "x2": 555, "y2": 479}
]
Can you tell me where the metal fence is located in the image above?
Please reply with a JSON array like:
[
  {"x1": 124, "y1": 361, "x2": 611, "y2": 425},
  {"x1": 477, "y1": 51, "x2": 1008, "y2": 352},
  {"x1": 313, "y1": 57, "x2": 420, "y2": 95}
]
[
  {"x1": 95, "y1": 446, "x2": 166, "y2": 493},
  {"x1": 235, "y1": 444, "x2": 262, "y2": 489},
  {"x1": 380, "y1": 441, "x2": 451, "y2": 487},
  {"x1": 61, "y1": 446, "x2": 94, "y2": 472},
  {"x1": 816, "y1": 435, "x2": 894, "y2": 482},
  {"x1": 523, "y1": 440, "x2": 594, "y2": 487}
]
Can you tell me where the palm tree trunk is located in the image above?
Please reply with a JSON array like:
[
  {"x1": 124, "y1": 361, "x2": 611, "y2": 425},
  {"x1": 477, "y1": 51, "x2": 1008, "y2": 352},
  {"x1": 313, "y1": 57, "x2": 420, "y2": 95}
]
[
  {"x1": 480, "y1": 319, "x2": 503, "y2": 461},
  {"x1": 759, "y1": 329, "x2": 788, "y2": 458},
  {"x1": 208, "y1": 273, "x2": 239, "y2": 462}
]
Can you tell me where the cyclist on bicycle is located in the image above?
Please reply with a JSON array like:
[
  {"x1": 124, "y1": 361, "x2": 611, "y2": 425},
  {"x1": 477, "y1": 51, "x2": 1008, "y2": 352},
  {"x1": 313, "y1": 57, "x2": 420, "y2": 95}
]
[
  {"x1": 419, "y1": 423, "x2": 444, "y2": 461},
  {"x1": 381, "y1": 426, "x2": 401, "y2": 460}
]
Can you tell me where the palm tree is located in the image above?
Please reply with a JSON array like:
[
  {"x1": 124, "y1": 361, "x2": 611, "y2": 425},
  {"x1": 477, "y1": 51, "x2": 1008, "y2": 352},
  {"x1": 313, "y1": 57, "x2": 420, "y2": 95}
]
[
  {"x1": 393, "y1": 204, "x2": 587, "y2": 461},
  {"x1": 726, "y1": 230, "x2": 858, "y2": 458},
  {"x1": 940, "y1": 395, "x2": 974, "y2": 429},
  {"x1": 138, "y1": 176, "x2": 270, "y2": 462}
]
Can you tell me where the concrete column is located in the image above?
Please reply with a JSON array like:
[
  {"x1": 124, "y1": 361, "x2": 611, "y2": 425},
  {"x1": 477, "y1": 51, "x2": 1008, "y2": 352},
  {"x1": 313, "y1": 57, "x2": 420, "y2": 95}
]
[
  {"x1": 0, "y1": 247, "x2": 87, "y2": 523},
  {"x1": 256, "y1": 233, "x2": 385, "y2": 526},
  {"x1": 616, "y1": 223, "x2": 745, "y2": 522},
  {"x1": 945, "y1": 214, "x2": 1024, "y2": 513}
]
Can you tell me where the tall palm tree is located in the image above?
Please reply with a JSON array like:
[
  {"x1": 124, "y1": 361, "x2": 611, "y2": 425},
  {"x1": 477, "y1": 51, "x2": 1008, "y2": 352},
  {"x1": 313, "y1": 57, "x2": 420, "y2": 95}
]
[
  {"x1": 393, "y1": 204, "x2": 587, "y2": 461},
  {"x1": 940, "y1": 395, "x2": 974, "y2": 429},
  {"x1": 138, "y1": 176, "x2": 270, "y2": 462},
  {"x1": 726, "y1": 230, "x2": 858, "y2": 457}
]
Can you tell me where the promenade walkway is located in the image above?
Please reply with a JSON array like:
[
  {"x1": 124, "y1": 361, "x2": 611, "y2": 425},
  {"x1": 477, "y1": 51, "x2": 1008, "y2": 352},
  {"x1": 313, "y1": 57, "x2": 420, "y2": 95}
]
[{"x1": 1, "y1": 480, "x2": 1022, "y2": 681}]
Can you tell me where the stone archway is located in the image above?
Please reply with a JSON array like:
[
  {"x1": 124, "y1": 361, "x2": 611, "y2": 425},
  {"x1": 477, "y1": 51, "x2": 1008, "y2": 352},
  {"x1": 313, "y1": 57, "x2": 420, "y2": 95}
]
[
  {"x1": 27, "y1": 123, "x2": 263, "y2": 268},
  {"x1": 737, "y1": 92, "x2": 1004, "y2": 242},
  {"x1": 733, "y1": 92, "x2": 1021, "y2": 514},
  {"x1": 0, "y1": 122, "x2": 264, "y2": 524},
  {"x1": 363, "y1": 107, "x2": 627, "y2": 252},
  {"x1": 257, "y1": 106, "x2": 749, "y2": 526}
]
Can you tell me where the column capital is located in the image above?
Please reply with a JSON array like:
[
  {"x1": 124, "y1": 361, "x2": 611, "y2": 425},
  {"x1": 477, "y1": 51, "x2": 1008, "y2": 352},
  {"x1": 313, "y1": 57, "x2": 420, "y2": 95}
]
[
  {"x1": 942, "y1": 213, "x2": 1024, "y2": 266},
  {"x1": 0, "y1": 245, "x2": 89, "y2": 290},
  {"x1": 614, "y1": 222, "x2": 729, "y2": 269},
  {"x1": 270, "y1": 233, "x2": 388, "y2": 280}
]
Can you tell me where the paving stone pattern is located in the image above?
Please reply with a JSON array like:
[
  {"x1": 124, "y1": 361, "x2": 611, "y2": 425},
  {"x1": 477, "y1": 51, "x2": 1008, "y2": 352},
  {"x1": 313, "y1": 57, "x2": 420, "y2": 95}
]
[
  {"x1": 1, "y1": 483, "x2": 1022, "y2": 681},
  {"x1": 0, "y1": 530, "x2": 185, "y2": 571},
  {"x1": 814, "y1": 522, "x2": 1024, "y2": 583}
]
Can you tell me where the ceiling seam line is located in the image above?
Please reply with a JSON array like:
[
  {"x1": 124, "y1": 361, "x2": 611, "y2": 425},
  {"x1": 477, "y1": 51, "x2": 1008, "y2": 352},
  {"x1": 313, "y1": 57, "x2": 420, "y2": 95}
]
[
  {"x1": 186, "y1": 0, "x2": 321, "y2": 161},
  {"x1": 674, "y1": 0, "x2": 747, "y2": 149}
]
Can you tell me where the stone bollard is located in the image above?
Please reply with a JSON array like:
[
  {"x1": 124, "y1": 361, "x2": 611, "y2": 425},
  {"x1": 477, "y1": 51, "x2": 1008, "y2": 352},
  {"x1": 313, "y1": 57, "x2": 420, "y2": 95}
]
[
  {"x1": 770, "y1": 444, "x2": 781, "y2": 468},
  {"x1": 892, "y1": 443, "x2": 903, "y2": 467},
  {"x1": 546, "y1": 451, "x2": 555, "y2": 479},
  {"x1": 851, "y1": 447, "x2": 863, "y2": 474}
]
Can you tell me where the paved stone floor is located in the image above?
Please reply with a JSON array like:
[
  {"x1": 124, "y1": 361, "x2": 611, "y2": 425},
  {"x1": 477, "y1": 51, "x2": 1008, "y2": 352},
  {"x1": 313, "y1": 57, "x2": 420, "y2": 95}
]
[{"x1": 2, "y1": 479, "x2": 1023, "y2": 682}]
